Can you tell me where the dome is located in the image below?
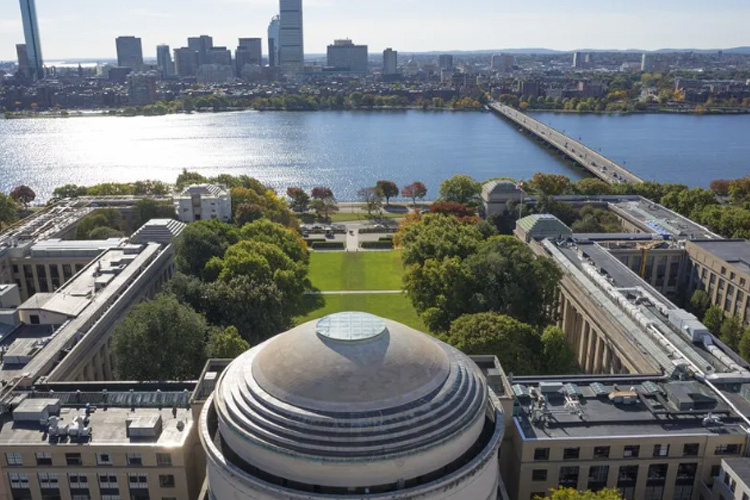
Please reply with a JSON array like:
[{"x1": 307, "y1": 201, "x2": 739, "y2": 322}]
[{"x1": 207, "y1": 313, "x2": 496, "y2": 492}]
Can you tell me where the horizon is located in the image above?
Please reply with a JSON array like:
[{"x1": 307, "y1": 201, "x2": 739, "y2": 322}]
[{"x1": 1, "y1": 0, "x2": 750, "y2": 61}]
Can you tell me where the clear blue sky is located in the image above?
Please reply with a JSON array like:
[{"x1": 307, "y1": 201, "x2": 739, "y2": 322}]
[{"x1": 0, "y1": 0, "x2": 748, "y2": 61}]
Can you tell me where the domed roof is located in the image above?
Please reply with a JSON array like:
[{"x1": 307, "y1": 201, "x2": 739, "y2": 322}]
[{"x1": 251, "y1": 312, "x2": 451, "y2": 412}]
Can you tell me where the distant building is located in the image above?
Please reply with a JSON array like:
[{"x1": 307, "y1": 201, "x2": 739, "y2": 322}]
[
  {"x1": 196, "y1": 64, "x2": 235, "y2": 84},
  {"x1": 438, "y1": 54, "x2": 454, "y2": 70},
  {"x1": 206, "y1": 47, "x2": 232, "y2": 67},
  {"x1": 173, "y1": 47, "x2": 198, "y2": 78},
  {"x1": 156, "y1": 44, "x2": 173, "y2": 78},
  {"x1": 188, "y1": 35, "x2": 214, "y2": 67},
  {"x1": 326, "y1": 39, "x2": 368, "y2": 74},
  {"x1": 115, "y1": 36, "x2": 144, "y2": 70},
  {"x1": 19, "y1": 0, "x2": 44, "y2": 80},
  {"x1": 383, "y1": 48, "x2": 398, "y2": 75},
  {"x1": 642, "y1": 53, "x2": 654, "y2": 72},
  {"x1": 491, "y1": 53, "x2": 514, "y2": 73},
  {"x1": 128, "y1": 72, "x2": 157, "y2": 106},
  {"x1": 268, "y1": 16, "x2": 280, "y2": 67},
  {"x1": 517, "y1": 80, "x2": 541, "y2": 98},
  {"x1": 279, "y1": 0, "x2": 304, "y2": 70},
  {"x1": 573, "y1": 51, "x2": 587, "y2": 69},
  {"x1": 236, "y1": 38, "x2": 262, "y2": 75},
  {"x1": 15, "y1": 44, "x2": 30, "y2": 79},
  {"x1": 482, "y1": 180, "x2": 526, "y2": 217},
  {"x1": 108, "y1": 66, "x2": 132, "y2": 84},
  {"x1": 175, "y1": 184, "x2": 232, "y2": 223}
]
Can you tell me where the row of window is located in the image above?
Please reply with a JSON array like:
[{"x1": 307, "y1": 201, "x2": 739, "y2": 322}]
[
  {"x1": 8, "y1": 472, "x2": 177, "y2": 490},
  {"x1": 6, "y1": 451, "x2": 172, "y2": 468},
  {"x1": 533, "y1": 442, "x2": 742, "y2": 461}
]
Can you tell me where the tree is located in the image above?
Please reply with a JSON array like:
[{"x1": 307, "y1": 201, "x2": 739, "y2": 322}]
[
  {"x1": 376, "y1": 180, "x2": 399, "y2": 205},
  {"x1": 131, "y1": 199, "x2": 175, "y2": 230},
  {"x1": 401, "y1": 181, "x2": 428, "y2": 206},
  {"x1": 359, "y1": 187, "x2": 383, "y2": 216},
  {"x1": 207, "y1": 326, "x2": 250, "y2": 359},
  {"x1": 235, "y1": 203, "x2": 264, "y2": 226},
  {"x1": 439, "y1": 175, "x2": 481, "y2": 205},
  {"x1": 286, "y1": 187, "x2": 310, "y2": 212},
  {"x1": 397, "y1": 213, "x2": 485, "y2": 267},
  {"x1": 310, "y1": 197, "x2": 338, "y2": 222},
  {"x1": 720, "y1": 315, "x2": 744, "y2": 351},
  {"x1": 51, "y1": 184, "x2": 88, "y2": 201},
  {"x1": 530, "y1": 173, "x2": 573, "y2": 195},
  {"x1": 76, "y1": 209, "x2": 126, "y2": 240},
  {"x1": 710, "y1": 179, "x2": 731, "y2": 196},
  {"x1": 575, "y1": 178, "x2": 612, "y2": 196},
  {"x1": 176, "y1": 169, "x2": 208, "y2": 190},
  {"x1": 311, "y1": 187, "x2": 334, "y2": 200},
  {"x1": 429, "y1": 202, "x2": 476, "y2": 219},
  {"x1": 175, "y1": 220, "x2": 239, "y2": 279},
  {"x1": 541, "y1": 326, "x2": 580, "y2": 375},
  {"x1": 703, "y1": 305, "x2": 725, "y2": 335},
  {"x1": 690, "y1": 290, "x2": 711, "y2": 317},
  {"x1": 239, "y1": 219, "x2": 309, "y2": 264},
  {"x1": 88, "y1": 226, "x2": 125, "y2": 240},
  {"x1": 535, "y1": 488, "x2": 624, "y2": 500},
  {"x1": 10, "y1": 185, "x2": 36, "y2": 209},
  {"x1": 446, "y1": 313, "x2": 542, "y2": 375},
  {"x1": 112, "y1": 294, "x2": 208, "y2": 380},
  {"x1": 132, "y1": 180, "x2": 170, "y2": 196},
  {"x1": 739, "y1": 328, "x2": 750, "y2": 361},
  {"x1": 0, "y1": 193, "x2": 18, "y2": 229}
]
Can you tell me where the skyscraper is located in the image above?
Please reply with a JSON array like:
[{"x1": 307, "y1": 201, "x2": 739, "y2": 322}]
[
  {"x1": 15, "y1": 44, "x2": 30, "y2": 79},
  {"x1": 156, "y1": 44, "x2": 174, "y2": 78},
  {"x1": 174, "y1": 47, "x2": 199, "y2": 77},
  {"x1": 438, "y1": 54, "x2": 453, "y2": 71},
  {"x1": 279, "y1": 0, "x2": 304, "y2": 69},
  {"x1": 116, "y1": 36, "x2": 144, "y2": 69},
  {"x1": 383, "y1": 48, "x2": 398, "y2": 75},
  {"x1": 18, "y1": 0, "x2": 44, "y2": 80},
  {"x1": 268, "y1": 16, "x2": 280, "y2": 67},
  {"x1": 236, "y1": 38, "x2": 263, "y2": 75},
  {"x1": 326, "y1": 39, "x2": 368, "y2": 74},
  {"x1": 188, "y1": 35, "x2": 214, "y2": 67}
]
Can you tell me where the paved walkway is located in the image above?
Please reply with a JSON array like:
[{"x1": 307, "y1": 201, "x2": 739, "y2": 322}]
[{"x1": 305, "y1": 290, "x2": 402, "y2": 295}]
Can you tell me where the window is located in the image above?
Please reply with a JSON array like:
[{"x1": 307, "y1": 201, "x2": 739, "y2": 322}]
[
  {"x1": 66, "y1": 453, "x2": 82, "y2": 466},
  {"x1": 35, "y1": 452, "x2": 52, "y2": 466},
  {"x1": 742, "y1": 278, "x2": 747, "y2": 288},
  {"x1": 711, "y1": 465, "x2": 722, "y2": 477},
  {"x1": 8, "y1": 473, "x2": 30, "y2": 490},
  {"x1": 156, "y1": 453, "x2": 172, "y2": 466},
  {"x1": 722, "y1": 267, "x2": 727, "y2": 275},
  {"x1": 68, "y1": 474, "x2": 89, "y2": 487},
  {"x1": 653, "y1": 444, "x2": 669, "y2": 457},
  {"x1": 676, "y1": 463, "x2": 697, "y2": 483},
  {"x1": 623, "y1": 445, "x2": 640, "y2": 458},
  {"x1": 97, "y1": 453, "x2": 113, "y2": 465},
  {"x1": 588, "y1": 465, "x2": 609, "y2": 489},
  {"x1": 158, "y1": 475, "x2": 175, "y2": 488},
  {"x1": 101, "y1": 496, "x2": 121, "y2": 500},
  {"x1": 127, "y1": 453, "x2": 143, "y2": 466},
  {"x1": 6, "y1": 452, "x2": 22, "y2": 466},
  {"x1": 559, "y1": 466, "x2": 579, "y2": 488},
  {"x1": 534, "y1": 448, "x2": 550, "y2": 461},
  {"x1": 29, "y1": 314, "x2": 40, "y2": 325},
  {"x1": 682, "y1": 443, "x2": 699, "y2": 456},
  {"x1": 563, "y1": 447, "x2": 580, "y2": 460},
  {"x1": 98, "y1": 474, "x2": 118, "y2": 489},
  {"x1": 38, "y1": 472, "x2": 59, "y2": 489},
  {"x1": 716, "y1": 443, "x2": 743, "y2": 455},
  {"x1": 593, "y1": 446, "x2": 610, "y2": 458},
  {"x1": 532, "y1": 469, "x2": 547, "y2": 482},
  {"x1": 12, "y1": 264, "x2": 19, "y2": 274},
  {"x1": 648, "y1": 464, "x2": 668, "y2": 481},
  {"x1": 128, "y1": 473, "x2": 149, "y2": 489}
]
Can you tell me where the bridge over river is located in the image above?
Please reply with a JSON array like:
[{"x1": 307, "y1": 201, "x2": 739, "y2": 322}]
[{"x1": 489, "y1": 103, "x2": 644, "y2": 185}]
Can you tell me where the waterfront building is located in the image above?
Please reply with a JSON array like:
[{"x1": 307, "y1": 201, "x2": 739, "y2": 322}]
[
  {"x1": 115, "y1": 36, "x2": 144, "y2": 70},
  {"x1": 236, "y1": 38, "x2": 262, "y2": 75},
  {"x1": 268, "y1": 16, "x2": 280, "y2": 67},
  {"x1": 198, "y1": 312, "x2": 508, "y2": 499},
  {"x1": 438, "y1": 54, "x2": 454, "y2": 71},
  {"x1": 128, "y1": 72, "x2": 158, "y2": 106},
  {"x1": 0, "y1": 381, "x2": 203, "y2": 500},
  {"x1": 156, "y1": 44, "x2": 174, "y2": 78},
  {"x1": 188, "y1": 35, "x2": 214, "y2": 67},
  {"x1": 279, "y1": 0, "x2": 304, "y2": 70},
  {"x1": 18, "y1": 0, "x2": 44, "y2": 80},
  {"x1": 15, "y1": 44, "x2": 30, "y2": 79},
  {"x1": 173, "y1": 47, "x2": 199, "y2": 78},
  {"x1": 326, "y1": 39, "x2": 368, "y2": 74},
  {"x1": 174, "y1": 185, "x2": 232, "y2": 223},
  {"x1": 383, "y1": 48, "x2": 398, "y2": 75}
]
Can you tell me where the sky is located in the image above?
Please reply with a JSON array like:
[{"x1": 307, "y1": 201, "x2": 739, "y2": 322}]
[{"x1": 0, "y1": 0, "x2": 749, "y2": 61}]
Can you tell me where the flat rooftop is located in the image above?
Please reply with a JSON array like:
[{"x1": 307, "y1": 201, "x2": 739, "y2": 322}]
[
  {"x1": 0, "y1": 203, "x2": 93, "y2": 256},
  {"x1": 609, "y1": 197, "x2": 720, "y2": 240},
  {"x1": 690, "y1": 239, "x2": 750, "y2": 275},
  {"x1": 30, "y1": 238, "x2": 125, "y2": 258},
  {"x1": 512, "y1": 376, "x2": 747, "y2": 440},
  {"x1": 722, "y1": 458, "x2": 750, "y2": 484}
]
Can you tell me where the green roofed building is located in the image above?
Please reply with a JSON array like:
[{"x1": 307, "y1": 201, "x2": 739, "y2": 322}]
[{"x1": 514, "y1": 214, "x2": 573, "y2": 243}]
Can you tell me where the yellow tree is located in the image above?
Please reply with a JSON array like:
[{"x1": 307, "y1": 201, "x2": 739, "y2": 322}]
[{"x1": 535, "y1": 487, "x2": 624, "y2": 500}]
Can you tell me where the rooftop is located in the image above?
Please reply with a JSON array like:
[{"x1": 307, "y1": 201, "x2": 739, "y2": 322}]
[
  {"x1": 690, "y1": 239, "x2": 750, "y2": 275},
  {"x1": 609, "y1": 197, "x2": 720, "y2": 240},
  {"x1": 29, "y1": 238, "x2": 125, "y2": 259},
  {"x1": 180, "y1": 184, "x2": 227, "y2": 197},
  {"x1": 722, "y1": 458, "x2": 750, "y2": 484}
]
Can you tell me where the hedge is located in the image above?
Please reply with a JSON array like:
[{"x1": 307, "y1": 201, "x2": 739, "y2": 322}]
[
  {"x1": 312, "y1": 242, "x2": 346, "y2": 250},
  {"x1": 360, "y1": 227, "x2": 398, "y2": 234},
  {"x1": 360, "y1": 241, "x2": 394, "y2": 249}
]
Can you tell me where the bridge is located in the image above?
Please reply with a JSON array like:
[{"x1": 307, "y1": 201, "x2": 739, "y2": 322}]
[{"x1": 488, "y1": 103, "x2": 644, "y2": 185}]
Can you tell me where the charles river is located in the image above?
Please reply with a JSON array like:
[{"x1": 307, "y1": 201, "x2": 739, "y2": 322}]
[{"x1": 1, "y1": 110, "x2": 750, "y2": 201}]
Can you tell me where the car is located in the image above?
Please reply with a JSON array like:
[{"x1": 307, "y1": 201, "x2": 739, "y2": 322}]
[{"x1": 302, "y1": 230, "x2": 309, "y2": 238}]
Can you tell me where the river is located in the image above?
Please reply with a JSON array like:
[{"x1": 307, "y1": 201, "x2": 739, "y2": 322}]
[{"x1": 1, "y1": 110, "x2": 748, "y2": 201}]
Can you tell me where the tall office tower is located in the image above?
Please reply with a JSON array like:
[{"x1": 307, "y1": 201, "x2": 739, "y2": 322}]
[
  {"x1": 116, "y1": 36, "x2": 144, "y2": 70},
  {"x1": 188, "y1": 35, "x2": 214, "y2": 67},
  {"x1": 156, "y1": 44, "x2": 173, "y2": 78},
  {"x1": 491, "y1": 53, "x2": 514, "y2": 73},
  {"x1": 279, "y1": 0, "x2": 304, "y2": 69},
  {"x1": 327, "y1": 39, "x2": 368, "y2": 74},
  {"x1": 236, "y1": 38, "x2": 263, "y2": 74},
  {"x1": 128, "y1": 72, "x2": 158, "y2": 106},
  {"x1": 15, "y1": 44, "x2": 30, "y2": 78},
  {"x1": 641, "y1": 53, "x2": 655, "y2": 72},
  {"x1": 438, "y1": 54, "x2": 453, "y2": 71},
  {"x1": 18, "y1": 0, "x2": 44, "y2": 79},
  {"x1": 383, "y1": 48, "x2": 398, "y2": 75},
  {"x1": 572, "y1": 51, "x2": 586, "y2": 69},
  {"x1": 207, "y1": 47, "x2": 233, "y2": 67},
  {"x1": 268, "y1": 16, "x2": 280, "y2": 67},
  {"x1": 173, "y1": 47, "x2": 199, "y2": 77}
]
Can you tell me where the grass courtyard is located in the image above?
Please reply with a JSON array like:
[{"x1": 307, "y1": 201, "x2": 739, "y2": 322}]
[{"x1": 296, "y1": 250, "x2": 427, "y2": 331}]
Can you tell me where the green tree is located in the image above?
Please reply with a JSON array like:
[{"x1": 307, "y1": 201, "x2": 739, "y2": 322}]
[
  {"x1": 690, "y1": 290, "x2": 711, "y2": 317},
  {"x1": 234, "y1": 203, "x2": 264, "y2": 227},
  {"x1": 175, "y1": 220, "x2": 239, "y2": 279},
  {"x1": 76, "y1": 209, "x2": 126, "y2": 240},
  {"x1": 131, "y1": 198, "x2": 175, "y2": 230},
  {"x1": 51, "y1": 184, "x2": 88, "y2": 201},
  {"x1": 310, "y1": 197, "x2": 339, "y2": 221},
  {"x1": 88, "y1": 226, "x2": 125, "y2": 240},
  {"x1": 207, "y1": 326, "x2": 250, "y2": 359},
  {"x1": 359, "y1": 187, "x2": 383, "y2": 216},
  {"x1": 176, "y1": 169, "x2": 208, "y2": 190},
  {"x1": 446, "y1": 313, "x2": 542, "y2": 375},
  {"x1": 375, "y1": 180, "x2": 399, "y2": 205},
  {"x1": 401, "y1": 181, "x2": 428, "y2": 206},
  {"x1": 535, "y1": 487, "x2": 624, "y2": 500},
  {"x1": 239, "y1": 219, "x2": 309, "y2": 264},
  {"x1": 575, "y1": 178, "x2": 612, "y2": 196},
  {"x1": 739, "y1": 328, "x2": 750, "y2": 361},
  {"x1": 132, "y1": 180, "x2": 171, "y2": 196},
  {"x1": 10, "y1": 185, "x2": 36, "y2": 209},
  {"x1": 720, "y1": 315, "x2": 744, "y2": 351},
  {"x1": 286, "y1": 187, "x2": 310, "y2": 212},
  {"x1": 530, "y1": 173, "x2": 573, "y2": 195},
  {"x1": 541, "y1": 326, "x2": 580, "y2": 375},
  {"x1": 112, "y1": 294, "x2": 208, "y2": 380},
  {"x1": 439, "y1": 175, "x2": 481, "y2": 204},
  {"x1": 0, "y1": 193, "x2": 19, "y2": 229},
  {"x1": 311, "y1": 187, "x2": 334, "y2": 200},
  {"x1": 703, "y1": 305, "x2": 725, "y2": 335},
  {"x1": 396, "y1": 213, "x2": 485, "y2": 267}
]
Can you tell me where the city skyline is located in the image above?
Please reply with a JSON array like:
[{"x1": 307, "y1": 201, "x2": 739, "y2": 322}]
[{"x1": 1, "y1": 0, "x2": 750, "y2": 61}]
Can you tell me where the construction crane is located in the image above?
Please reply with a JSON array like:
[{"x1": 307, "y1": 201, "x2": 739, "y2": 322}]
[{"x1": 638, "y1": 240, "x2": 663, "y2": 279}]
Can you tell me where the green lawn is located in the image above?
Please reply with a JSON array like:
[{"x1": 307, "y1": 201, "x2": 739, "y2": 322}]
[
  {"x1": 294, "y1": 293, "x2": 427, "y2": 331},
  {"x1": 308, "y1": 251, "x2": 404, "y2": 291},
  {"x1": 329, "y1": 212, "x2": 403, "y2": 222}
]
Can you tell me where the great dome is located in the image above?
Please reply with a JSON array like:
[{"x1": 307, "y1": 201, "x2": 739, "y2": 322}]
[{"x1": 200, "y1": 313, "x2": 505, "y2": 499}]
